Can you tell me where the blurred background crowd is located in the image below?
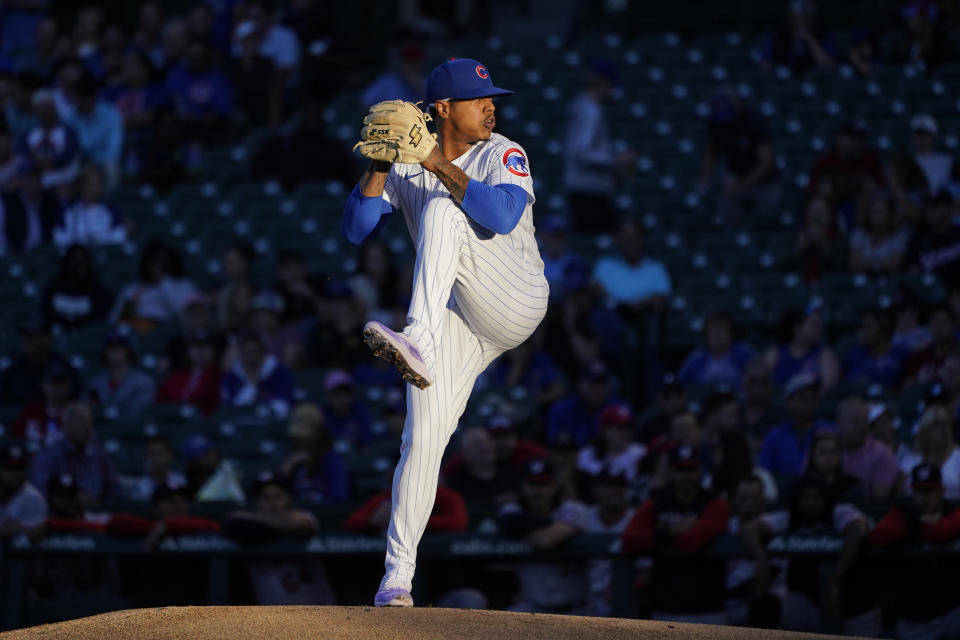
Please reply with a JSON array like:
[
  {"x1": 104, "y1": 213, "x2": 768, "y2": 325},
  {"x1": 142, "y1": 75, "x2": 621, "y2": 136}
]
[{"x1": 1, "y1": 0, "x2": 960, "y2": 636}]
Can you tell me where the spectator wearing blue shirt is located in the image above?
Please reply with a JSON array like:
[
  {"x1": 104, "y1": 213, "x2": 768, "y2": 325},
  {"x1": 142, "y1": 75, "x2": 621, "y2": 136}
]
[
  {"x1": 359, "y1": 42, "x2": 426, "y2": 107},
  {"x1": 758, "y1": 372, "x2": 836, "y2": 476},
  {"x1": 29, "y1": 401, "x2": 115, "y2": 508},
  {"x1": 18, "y1": 88, "x2": 80, "y2": 189},
  {"x1": 760, "y1": 0, "x2": 837, "y2": 75},
  {"x1": 280, "y1": 402, "x2": 349, "y2": 504},
  {"x1": 697, "y1": 87, "x2": 782, "y2": 225},
  {"x1": 12, "y1": 17, "x2": 64, "y2": 79},
  {"x1": 546, "y1": 361, "x2": 617, "y2": 446},
  {"x1": 842, "y1": 308, "x2": 910, "y2": 390},
  {"x1": 321, "y1": 370, "x2": 373, "y2": 449},
  {"x1": 593, "y1": 218, "x2": 670, "y2": 399},
  {"x1": 5, "y1": 73, "x2": 41, "y2": 138},
  {"x1": 540, "y1": 215, "x2": 581, "y2": 297},
  {"x1": 544, "y1": 258, "x2": 625, "y2": 377},
  {"x1": 105, "y1": 50, "x2": 170, "y2": 135},
  {"x1": 763, "y1": 306, "x2": 841, "y2": 392},
  {"x1": 593, "y1": 219, "x2": 671, "y2": 310},
  {"x1": 678, "y1": 313, "x2": 756, "y2": 390},
  {"x1": 221, "y1": 331, "x2": 295, "y2": 418},
  {"x1": 477, "y1": 338, "x2": 565, "y2": 412},
  {"x1": 165, "y1": 39, "x2": 232, "y2": 144},
  {"x1": 0, "y1": 0, "x2": 49, "y2": 57}
]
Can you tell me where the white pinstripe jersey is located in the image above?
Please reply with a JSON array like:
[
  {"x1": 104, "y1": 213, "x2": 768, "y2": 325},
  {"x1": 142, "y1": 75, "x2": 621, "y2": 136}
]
[{"x1": 382, "y1": 133, "x2": 545, "y2": 273}]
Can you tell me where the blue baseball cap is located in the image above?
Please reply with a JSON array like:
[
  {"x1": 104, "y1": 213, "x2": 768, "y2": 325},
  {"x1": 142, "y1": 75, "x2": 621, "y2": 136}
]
[{"x1": 425, "y1": 58, "x2": 514, "y2": 106}]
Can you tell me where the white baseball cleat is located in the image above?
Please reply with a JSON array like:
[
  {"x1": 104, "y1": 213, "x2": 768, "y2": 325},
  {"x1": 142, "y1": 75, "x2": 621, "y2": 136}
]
[
  {"x1": 374, "y1": 587, "x2": 414, "y2": 607},
  {"x1": 363, "y1": 321, "x2": 434, "y2": 390}
]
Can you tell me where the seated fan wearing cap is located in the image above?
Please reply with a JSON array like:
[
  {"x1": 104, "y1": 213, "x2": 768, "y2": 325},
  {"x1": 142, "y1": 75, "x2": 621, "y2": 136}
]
[
  {"x1": 342, "y1": 57, "x2": 549, "y2": 607},
  {"x1": 496, "y1": 458, "x2": 592, "y2": 615},
  {"x1": 622, "y1": 446, "x2": 731, "y2": 624},
  {"x1": 224, "y1": 472, "x2": 334, "y2": 606},
  {"x1": 871, "y1": 463, "x2": 960, "y2": 638}
]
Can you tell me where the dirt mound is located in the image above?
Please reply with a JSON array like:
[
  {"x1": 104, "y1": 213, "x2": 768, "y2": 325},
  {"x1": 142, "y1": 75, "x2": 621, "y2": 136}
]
[{"x1": 0, "y1": 606, "x2": 853, "y2": 640}]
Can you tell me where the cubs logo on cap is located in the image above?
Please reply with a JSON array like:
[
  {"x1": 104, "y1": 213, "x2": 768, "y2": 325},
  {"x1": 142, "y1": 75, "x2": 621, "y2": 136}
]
[
  {"x1": 476, "y1": 65, "x2": 488, "y2": 79},
  {"x1": 502, "y1": 148, "x2": 529, "y2": 177}
]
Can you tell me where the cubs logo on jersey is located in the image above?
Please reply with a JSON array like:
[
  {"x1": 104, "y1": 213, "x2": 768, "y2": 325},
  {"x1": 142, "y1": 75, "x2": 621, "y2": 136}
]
[{"x1": 502, "y1": 147, "x2": 529, "y2": 177}]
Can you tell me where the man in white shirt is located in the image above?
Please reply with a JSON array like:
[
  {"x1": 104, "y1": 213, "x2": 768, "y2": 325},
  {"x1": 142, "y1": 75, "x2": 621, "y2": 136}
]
[
  {"x1": 0, "y1": 445, "x2": 48, "y2": 537},
  {"x1": 890, "y1": 113, "x2": 959, "y2": 199},
  {"x1": 582, "y1": 466, "x2": 635, "y2": 616},
  {"x1": 497, "y1": 459, "x2": 591, "y2": 615},
  {"x1": 562, "y1": 59, "x2": 634, "y2": 234},
  {"x1": 237, "y1": 1, "x2": 300, "y2": 79}
]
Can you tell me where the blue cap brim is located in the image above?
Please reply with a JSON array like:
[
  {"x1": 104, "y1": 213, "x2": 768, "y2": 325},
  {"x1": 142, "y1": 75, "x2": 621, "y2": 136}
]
[{"x1": 429, "y1": 87, "x2": 514, "y2": 105}]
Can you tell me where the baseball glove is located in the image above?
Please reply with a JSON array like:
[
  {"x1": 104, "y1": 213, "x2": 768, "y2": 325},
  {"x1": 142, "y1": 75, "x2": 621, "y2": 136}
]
[{"x1": 353, "y1": 100, "x2": 437, "y2": 164}]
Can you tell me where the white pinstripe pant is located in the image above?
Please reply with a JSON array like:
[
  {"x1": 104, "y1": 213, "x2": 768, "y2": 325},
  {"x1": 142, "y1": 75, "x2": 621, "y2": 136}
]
[{"x1": 381, "y1": 197, "x2": 549, "y2": 593}]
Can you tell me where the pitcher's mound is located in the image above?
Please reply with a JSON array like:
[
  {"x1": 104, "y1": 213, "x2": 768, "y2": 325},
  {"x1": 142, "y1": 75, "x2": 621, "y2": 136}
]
[{"x1": 0, "y1": 606, "x2": 851, "y2": 640}]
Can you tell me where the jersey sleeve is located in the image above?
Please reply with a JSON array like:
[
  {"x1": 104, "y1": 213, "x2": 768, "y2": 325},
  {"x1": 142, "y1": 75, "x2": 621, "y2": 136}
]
[
  {"x1": 759, "y1": 510, "x2": 789, "y2": 534},
  {"x1": 833, "y1": 503, "x2": 867, "y2": 530},
  {"x1": 485, "y1": 140, "x2": 535, "y2": 203},
  {"x1": 555, "y1": 500, "x2": 588, "y2": 529},
  {"x1": 382, "y1": 169, "x2": 399, "y2": 208}
]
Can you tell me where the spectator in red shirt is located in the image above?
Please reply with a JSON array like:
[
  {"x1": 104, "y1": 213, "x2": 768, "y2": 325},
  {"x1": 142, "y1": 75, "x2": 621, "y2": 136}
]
[
  {"x1": 905, "y1": 304, "x2": 957, "y2": 384},
  {"x1": 345, "y1": 484, "x2": 468, "y2": 536},
  {"x1": 870, "y1": 463, "x2": 960, "y2": 639},
  {"x1": 106, "y1": 482, "x2": 222, "y2": 546},
  {"x1": 622, "y1": 446, "x2": 730, "y2": 624},
  {"x1": 808, "y1": 121, "x2": 885, "y2": 225},
  {"x1": 444, "y1": 415, "x2": 548, "y2": 483},
  {"x1": 155, "y1": 330, "x2": 221, "y2": 415},
  {"x1": 791, "y1": 196, "x2": 848, "y2": 286},
  {"x1": 13, "y1": 362, "x2": 75, "y2": 447}
]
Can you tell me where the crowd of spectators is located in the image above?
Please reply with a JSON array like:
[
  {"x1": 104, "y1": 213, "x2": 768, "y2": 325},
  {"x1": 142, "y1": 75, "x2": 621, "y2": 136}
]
[{"x1": 0, "y1": 0, "x2": 960, "y2": 636}]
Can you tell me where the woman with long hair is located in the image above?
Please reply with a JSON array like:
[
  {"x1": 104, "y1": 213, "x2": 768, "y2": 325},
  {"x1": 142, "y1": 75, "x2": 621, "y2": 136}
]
[
  {"x1": 804, "y1": 431, "x2": 865, "y2": 504},
  {"x1": 763, "y1": 307, "x2": 840, "y2": 391},
  {"x1": 109, "y1": 239, "x2": 197, "y2": 332},
  {"x1": 849, "y1": 193, "x2": 909, "y2": 274},
  {"x1": 709, "y1": 428, "x2": 779, "y2": 502},
  {"x1": 742, "y1": 476, "x2": 879, "y2": 635}
]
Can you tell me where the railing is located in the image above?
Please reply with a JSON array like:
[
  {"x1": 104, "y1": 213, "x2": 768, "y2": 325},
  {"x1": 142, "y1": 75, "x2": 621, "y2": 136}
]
[{"x1": 4, "y1": 531, "x2": 957, "y2": 630}]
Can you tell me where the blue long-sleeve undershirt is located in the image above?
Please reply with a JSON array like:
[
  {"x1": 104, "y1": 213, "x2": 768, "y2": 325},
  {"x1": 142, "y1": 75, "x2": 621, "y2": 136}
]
[
  {"x1": 341, "y1": 180, "x2": 527, "y2": 244},
  {"x1": 342, "y1": 185, "x2": 394, "y2": 244},
  {"x1": 460, "y1": 181, "x2": 527, "y2": 235}
]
